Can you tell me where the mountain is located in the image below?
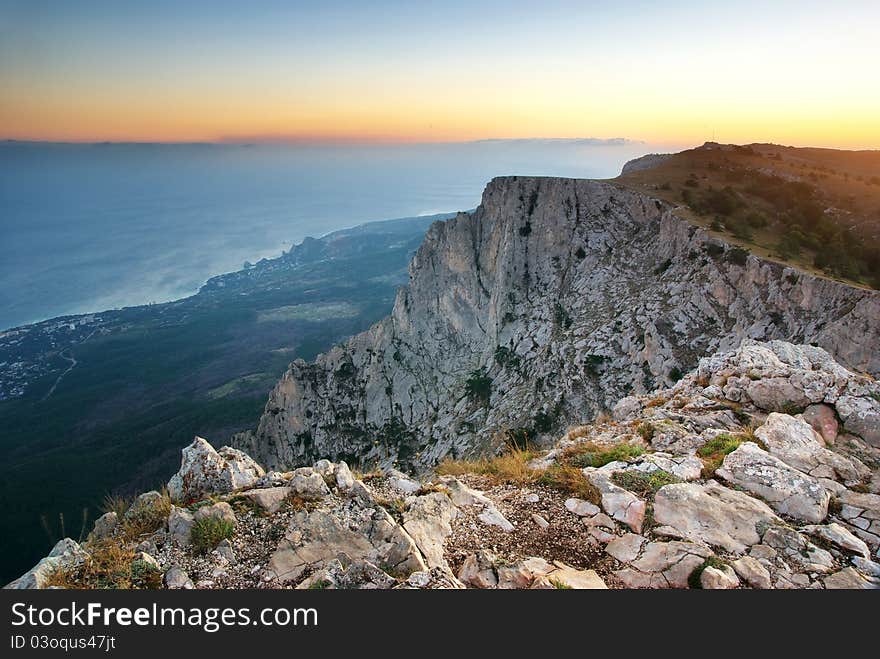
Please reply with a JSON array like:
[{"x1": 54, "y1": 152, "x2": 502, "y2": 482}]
[{"x1": 234, "y1": 167, "x2": 880, "y2": 474}]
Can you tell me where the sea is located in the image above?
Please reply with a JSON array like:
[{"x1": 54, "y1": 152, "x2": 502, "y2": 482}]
[{"x1": 0, "y1": 138, "x2": 682, "y2": 330}]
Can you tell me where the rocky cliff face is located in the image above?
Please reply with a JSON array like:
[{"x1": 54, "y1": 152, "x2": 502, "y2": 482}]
[{"x1": 235, "y1": 176, "x2": 880, "y2": 472}]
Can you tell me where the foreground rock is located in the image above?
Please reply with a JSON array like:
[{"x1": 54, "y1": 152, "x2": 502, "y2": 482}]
[
  {"x1": 5, "y1": 539, "x2": 89, "y2": 589},
  {"x1": 653, "y1": 481, "x2": 779, "y2": 553},
  {"x1": 716, "y1": 442, "x2": 830, "y2": 523},
  {"x1": 167, "y1": 437, "x2": 264, "y2": 502}
]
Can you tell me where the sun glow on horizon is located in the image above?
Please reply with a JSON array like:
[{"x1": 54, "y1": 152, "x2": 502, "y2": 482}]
[{"x1": 1, "y1": 1, "x2": 878, "y2": 150}]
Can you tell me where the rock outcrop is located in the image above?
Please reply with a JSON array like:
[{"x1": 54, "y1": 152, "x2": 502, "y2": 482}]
[
  {"x1": 235, "y1": 176, "x2": 880, "y2": 473},
  {"x1": 9, "y1": 340, "x2": 880, "y2": 590}
]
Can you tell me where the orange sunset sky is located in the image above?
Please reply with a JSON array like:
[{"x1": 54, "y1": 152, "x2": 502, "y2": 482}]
[{"x1": 1, "y1": 0, "x2": 879, "y2": 148}]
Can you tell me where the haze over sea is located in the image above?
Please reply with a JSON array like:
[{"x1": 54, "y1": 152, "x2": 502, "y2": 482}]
[{"x1": 0, "y1": 138, "x2": 680, "y2": 330}]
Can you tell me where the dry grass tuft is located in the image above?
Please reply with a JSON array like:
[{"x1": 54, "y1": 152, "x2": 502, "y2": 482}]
[
  {"x1": 43, "y1": 540, "x2": 162, "y2": 590},
  {"x1": 538, "y1": 463, "x2": 601, "y2": 504}
]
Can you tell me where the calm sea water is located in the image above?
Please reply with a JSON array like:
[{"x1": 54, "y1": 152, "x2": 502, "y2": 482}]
[{"x1": 0, "y1": 139, "x2": 679, "y2": 330}]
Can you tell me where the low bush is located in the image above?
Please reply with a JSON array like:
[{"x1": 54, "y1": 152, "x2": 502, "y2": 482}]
[{"x1": 190, "y1": 517, "x2": 234, "y2": 555}]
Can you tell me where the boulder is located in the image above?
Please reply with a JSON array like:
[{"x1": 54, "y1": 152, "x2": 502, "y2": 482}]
[
  {"x1": 402, "y1": 493, "x2": 457, "y2": 570},
  {"x1": 731, "y1": 556, "x2": 772, "y2": 589},
  {"x1": 334, "y1": 462, "x2": 356, "y2": 491},
  {"x1": 441, "y1": 477, "x2": 493, "y2": 507},
  {"x1": 716, "y1": 442, "x2": 830, "y2": 523},
  {"x1": 90, "y1": 512, "x2": 117, "y2": 540},
  {"x1": 564, "y1": 498, "x2": 601, "y2": 517},
  {"x1": 756, "y1": 413, "x2": 870, "y2": 485},
  {"x1": 5, "y1": 539, "x2": 89, "y2": 589},
  {"x1": 193, "y1": 502, "x2": 236, "y2": 525},
  {"x1": 761, "y1": 526, "x2": 835, "y2": 573},
  {"x1": 458, "y1": 551, "x2": 498, "y2": 588},
  {"x1": 289, "y1": 468, "x2": 331, "y2": 499},
  {"x1": 387, "y1": 470, "x2": 422, "y2": 495},
  {"x1": 268, "y1": 505, "x2": 427, "y2": 584},
  {"x1": 167, "y1": 506, "x2": 194, "y2": 546},
  {"x1": 167, "y1": 437, "x2": 264, "y2": 502},
  {"x1": 653, "y1": 481, "x2": 780, "y2": 554},
  {"x1": 632, "y1": 453, "x2": 703, "y2": 481},
  {"x1": 802, "y1": 522, "x2": 870, "y2": 558},
  {"x1": 587, "y1": 472, "x2": 646, "y2": 533},
  {"x1": 163, "y1": 567, "x2": 194, "y2": 589},
  {"x1": 535, "y1": 563, "x2": 607, "y2": 589},
  {"x1": 612, "y1": 396, "x2": 642, "y2": 422},
  {"x1": 238, "y1": 486, "x2": 291, "y2": 514},
  {"x1": 498, "y1": 558, "x2": 554, "y2": 589},
  {"x1": 614, "y1": 540, "x2": 711, "y2": 589},
  {"x1": 605, "y1": 533, "x2": 647, "y2": 563},
  {"x1": 823, "y1": 567, "x2": 878, "y2": 589},
  {"x1": 835, "y1": 395, "x2": 880, "y2": 448},
  {"x1": 802, "y1": 404, "x2": 839, "y2": 445},
  {"x1": 700, "y1": 564, "x2": 739, "y2": 589}
]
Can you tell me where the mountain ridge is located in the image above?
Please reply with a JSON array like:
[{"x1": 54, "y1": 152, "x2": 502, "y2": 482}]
[{"x1": 234, "y1": 174, "x2": 880, "y2": 474}]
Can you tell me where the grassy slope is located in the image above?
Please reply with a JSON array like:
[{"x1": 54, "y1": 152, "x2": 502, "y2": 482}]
[{"x1": 613, "y1": 143, "x2": 880, "y2": 289}]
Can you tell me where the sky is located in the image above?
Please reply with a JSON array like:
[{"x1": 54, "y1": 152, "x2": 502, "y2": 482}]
[{"x1": 1, "y1": 0, "x2": 879, "y2": 148}]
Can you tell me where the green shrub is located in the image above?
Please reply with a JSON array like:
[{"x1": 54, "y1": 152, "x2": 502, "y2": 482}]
[
  {"x1": 636, "y1": 422, "x2": 656, "y2": 442},
  {"x1": 564, "y1": 442, "x2": 644, "y2": 469},
  {"x1": 191, "y1": 517, "x2": 234, "y2": 555},
  {"x1": 611, "y1": 470, "x2": 680, "y2": 498},
  {"x1": 688, "y1": 556, "x2": 728, "y2": 589},
  {"x1": 464, "y1": 368, "x2": 492, "y2": 406}
]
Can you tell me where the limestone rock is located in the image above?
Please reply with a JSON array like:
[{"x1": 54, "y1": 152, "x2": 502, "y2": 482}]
[
  {"x1": 835, "y1": 395, "x2": 880, "y2": 448},
  {"x1": 755, "y1": 413, "x2": 870, "y2": 485},
  {"x1": 458, "y1": 551, "x2": 498, "y2": 588},
  {"x1": 193, "y1": 502, "x2": 236, "y2": 525},
  {"x1": 823, "y1": 567, "x2": 878, "y2": 589},
  {"x1": 605, "y1": 533, "x2": 646, "y2": 563},
  {"x1": 653, "y1": 481, "x2": 780, "y2": 554},
  {"x1": 632, "y1": 453, "x2": 703, "y2": 481},
  {"x1": 716, "y1": 442, "x2": 830, "y2": 523},
  {"x1": 440, "y1": 477, "x2": 493, "y2": 507},
  {"x1": 614, "y1": 541, "x2": 711, "y2": 589},
  {"x1": 90, "y1": 512, "x2": 117, "y2": 540},
  {"x1": 334, "y1": 461, "x2": 356, "y2": 491},
  {"x1": 5, "y1": 539, "x2": 89, "y2": 589},
  {"x1": 564, "y1": 497, "x2": 600, "y2": 517},
  {"x1": 536, "y1": 563, "x2": 607, "y2": 590},
  {"x1": 700, "y1": 564, "x2": 739, "y2": 589},
  {"x1": 835, "y1": 490, "x2": 880, "y2": 553},
  {"x1": 163, "y1": 567, "x2": 194, "y2": 590},
  {"x1": 402, "y1": 492, "x2": 457, "y2": 570},
  {"x1": 802, "y1": 404, "x2": 839, "y2": 445},
  {"x1": 732, "y1": 556, "x2": 772, "y2": 589},
  {"x1": 239, "y1": 486, "x2": 291, "y2": 514},
  {"x1": 587, "y1": 471, "x2": 646, "y2": 533},
  {"x1": 761, "y1": 526, "x2": 835, "y2": 573},
  {"x1": 268, "y1": 504, "x2": 426, "y2": 584},
  {"x1": 802, "y1": 522, "x2": 870, "y2": 558},
  {"x1": 167, "y1": 506, "x2": 194, "y2": 546},
  {"x1": 477, "y1": 507, "x2": 514, "y2": 532},
  {"x1": 531, "y1": 513, "x2": 550, "y2": 529},
  {"x1": 168, "y1": 437, "x2": 264, "y2": 502},
  {"x1": 289, "y1": 468, "x2": 331, "y2": 499},
  {"x1": 233, "y1": 175, "x2": 880, "y2": 473}
]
